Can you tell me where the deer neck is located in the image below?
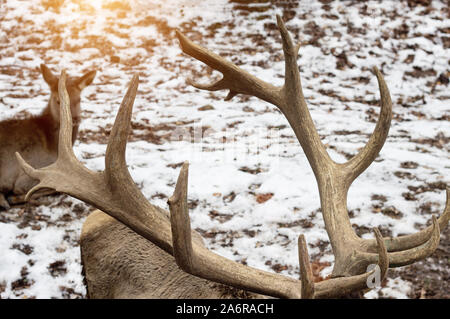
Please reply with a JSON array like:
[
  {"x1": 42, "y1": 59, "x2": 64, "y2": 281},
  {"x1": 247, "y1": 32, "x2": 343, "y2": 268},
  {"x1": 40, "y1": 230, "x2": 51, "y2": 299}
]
[{"x1": 38, "y1": 102, "x2": 79, "y2": 152}]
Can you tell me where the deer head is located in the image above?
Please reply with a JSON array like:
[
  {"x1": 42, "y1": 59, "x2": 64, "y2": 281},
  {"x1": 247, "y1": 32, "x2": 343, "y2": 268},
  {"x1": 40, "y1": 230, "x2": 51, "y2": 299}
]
[
  {"x1": 16, "y1": 16, "x2": 449, "y2": 298},
  {"x1": 41, "y1": 64, "x2": 96, "y2": 129}
]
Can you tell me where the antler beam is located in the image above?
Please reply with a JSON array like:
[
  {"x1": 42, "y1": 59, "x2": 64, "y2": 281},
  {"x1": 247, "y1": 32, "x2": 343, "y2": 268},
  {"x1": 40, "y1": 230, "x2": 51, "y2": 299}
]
[
  {"x1": 168, "y1": 162, "x2": 389, "y2": 298},
  {"x1": 177, "y1": 14, "x2": 449, "y2": 281}
]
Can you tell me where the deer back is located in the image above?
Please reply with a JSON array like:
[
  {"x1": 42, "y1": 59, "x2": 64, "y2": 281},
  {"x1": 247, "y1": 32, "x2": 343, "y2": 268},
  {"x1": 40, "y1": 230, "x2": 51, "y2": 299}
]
[
  {"x1": 0, "y1": 116, "x2": 56, "y2": 195},
  {"x1": 80, "y1": 210, "x2": 262, "y2": 299}
]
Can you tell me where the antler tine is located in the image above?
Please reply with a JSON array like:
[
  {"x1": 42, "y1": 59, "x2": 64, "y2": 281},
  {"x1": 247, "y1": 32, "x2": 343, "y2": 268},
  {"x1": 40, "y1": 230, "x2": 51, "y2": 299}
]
[
  {"x1": 298, "y1": 235, "x2": 315, "y2": 299},
  {"x1": 360, "y1": 215, "x2": 441, "y2": 268},
  {"x1": 342, "y1": 67, "x2": 393, "y2": 186},
  {"x1": 16, "y1": 70, "x2": 82, "y2": 200},
  {"x1": 387, "y1": 215, "x2": 440, "y2": 267},
  {"x1": 276, "y1": 14, "x2": 297, "y2": 54},
  {"x1": 15, "y1": 153, "x2": 48, "y2": 201},
  {"x1": 176, "y1": 30, "x2": 282, "y2": 107},
  {"x1": 276, "y1": 14, "x2": 304, "y2": 107},
  {"x1": 315, "y1": 228, "x2": 388, "y2": 298},
  {"x1": 168, "y1": 161, "x2": 194, "y2": 270},
  {"x1": 186, "y1": 77, "x2": 227, "y2": 92},
  {"x1": 168, "y1": 162, "x2": 303, "y2": 299},
  {"x1": 177, "y1": 15, "x2": 301, "y2": 108},
  {"x1": 177, "y1": 14, "x2": 304, "y2": 112},
  {"x1": 105, "y1": 74, "x2": 139, "y2": 187},
  {"x1": 373, "y1": 227, "x2": 389, "y2": 279},
  {"x1": 363, "y1": 188, "x2": 449, "y2": 253},
  {"x1": 57, "y1": 69, "x2": 76, "y2": 160}
]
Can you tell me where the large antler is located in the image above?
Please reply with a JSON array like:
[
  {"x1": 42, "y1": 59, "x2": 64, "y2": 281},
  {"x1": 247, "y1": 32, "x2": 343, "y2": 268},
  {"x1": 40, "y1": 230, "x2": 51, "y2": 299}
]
[
  {"x1": 176, "y1": 15, "x2": 449, "y2": 290},
  {"x1": 168, "y1": 162, "x2": 388, "y2": 299},
  {"x1": 17, "y1": 72, "x2": 173, "y2": 254},
  {"x1": 16, "y1": 69, "x2": 387, "y2": 298}
]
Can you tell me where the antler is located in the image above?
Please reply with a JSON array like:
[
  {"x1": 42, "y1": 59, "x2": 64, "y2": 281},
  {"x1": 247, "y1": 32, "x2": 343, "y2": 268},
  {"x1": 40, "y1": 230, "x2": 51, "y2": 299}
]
[
  {"x1": 17, "y1": 71, "x2": 173, "y2": 253},
  {"x1": 16, "y1": 69, "x2": 387, "y2": 298},
  {"x1": 168, "y1": 162, "x2": 388, "y2": 299},
  {"x1": 15, "y1": 15, "x2": 447, "y2": 298},
  {"x1": 177, "y1": 14, "x2": 449, "y2": 287}
]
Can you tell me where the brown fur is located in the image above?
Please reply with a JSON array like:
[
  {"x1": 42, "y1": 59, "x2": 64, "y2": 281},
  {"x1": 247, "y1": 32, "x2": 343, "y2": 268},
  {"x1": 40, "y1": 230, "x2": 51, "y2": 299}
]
[
  {"x1": 0, "y1": 64, "x2": 96, "y2": 209},
  {"x1": 80, "y1": 210, "x2": 264, "y2": 299}
]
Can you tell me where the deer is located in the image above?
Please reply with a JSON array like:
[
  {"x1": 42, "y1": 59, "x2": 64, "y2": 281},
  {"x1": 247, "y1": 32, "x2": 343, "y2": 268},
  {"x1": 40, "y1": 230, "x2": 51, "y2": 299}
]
[
  {"x1": 0, "y1": 64, "x2": 96, "y2": 209},
  {"x1": 15, "y1": 16, "x2": 449, "y2": 298}
]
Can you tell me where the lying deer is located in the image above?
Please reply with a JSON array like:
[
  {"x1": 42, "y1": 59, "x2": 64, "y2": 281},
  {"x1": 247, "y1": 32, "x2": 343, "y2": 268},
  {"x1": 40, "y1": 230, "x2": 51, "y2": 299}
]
[
  {"x1": 16, "y1": 16, "x2": 449, "y2": 298},
  {"x1": 0, "y1": 64, "x2": 96, "y2": 209}
]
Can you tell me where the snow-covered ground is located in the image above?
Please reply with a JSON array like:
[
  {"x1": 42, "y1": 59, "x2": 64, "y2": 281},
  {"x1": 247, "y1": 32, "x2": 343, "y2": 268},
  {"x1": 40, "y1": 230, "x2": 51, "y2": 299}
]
[{"x1": 0, "y1": 0, "x2": 448, "y2": 298}]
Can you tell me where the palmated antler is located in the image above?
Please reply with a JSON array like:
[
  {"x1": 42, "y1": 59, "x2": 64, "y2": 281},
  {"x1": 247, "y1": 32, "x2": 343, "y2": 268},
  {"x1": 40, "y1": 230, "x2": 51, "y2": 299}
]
[
  {"x1": 176, "y1": 14, "x2": 449, "y2": 291},
  {"x1": 16, "y1": 69, "x2": 387, "y2": 298}
]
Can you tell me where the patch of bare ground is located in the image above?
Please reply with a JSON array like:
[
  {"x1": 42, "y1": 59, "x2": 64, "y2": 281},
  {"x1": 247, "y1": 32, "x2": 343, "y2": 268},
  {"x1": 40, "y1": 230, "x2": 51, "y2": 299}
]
[{"x1": 396, "y1": 226, "x2": 449, "y2": 299}]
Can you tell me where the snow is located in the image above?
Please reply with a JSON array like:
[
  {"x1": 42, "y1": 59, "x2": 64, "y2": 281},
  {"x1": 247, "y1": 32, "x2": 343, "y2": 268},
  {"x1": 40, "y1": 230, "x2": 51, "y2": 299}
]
[{"x1": 0, "y1": 0, "x2": 449, "y2": 299}]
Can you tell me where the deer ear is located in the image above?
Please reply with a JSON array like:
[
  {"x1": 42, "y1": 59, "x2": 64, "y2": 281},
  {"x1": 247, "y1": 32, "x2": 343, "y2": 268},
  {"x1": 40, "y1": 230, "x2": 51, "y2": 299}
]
[
  {"x1": 76, "y1": 70, "x2": 96, "y2": 90},
  {"x1": 41, "y1": 64, "x2": 57, "y2": 88}
]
